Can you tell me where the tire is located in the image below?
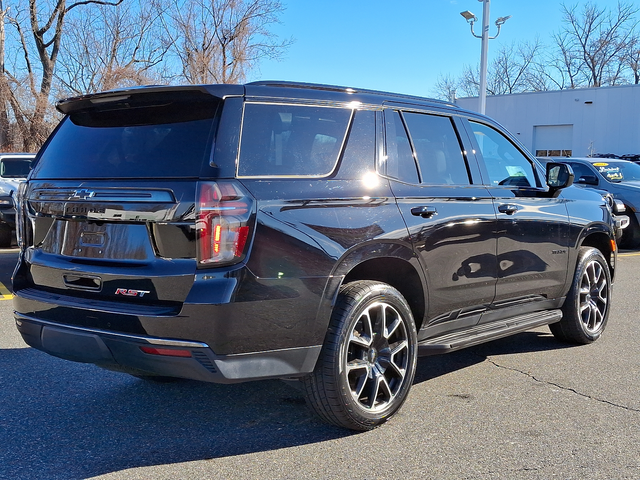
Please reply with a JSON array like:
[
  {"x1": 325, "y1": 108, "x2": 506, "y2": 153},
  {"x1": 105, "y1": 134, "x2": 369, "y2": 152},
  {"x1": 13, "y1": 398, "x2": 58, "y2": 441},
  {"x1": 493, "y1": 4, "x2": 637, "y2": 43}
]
[
  {"x1": 0, "y1": 223, "x2": 12, "y2": 248},
  {"x1": 550, "y1": 247, "x2": 611, "y2": 344},
  {"x1": 302, "y1": 280, "x2": 418, "y2": 431}
]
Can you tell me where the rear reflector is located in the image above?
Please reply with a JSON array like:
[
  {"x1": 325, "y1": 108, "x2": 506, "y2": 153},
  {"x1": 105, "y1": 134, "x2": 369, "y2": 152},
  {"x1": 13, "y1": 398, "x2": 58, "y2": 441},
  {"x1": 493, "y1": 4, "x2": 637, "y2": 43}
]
[{"x1": 139, "y1": 346, "x2": 192, "y2": 357}]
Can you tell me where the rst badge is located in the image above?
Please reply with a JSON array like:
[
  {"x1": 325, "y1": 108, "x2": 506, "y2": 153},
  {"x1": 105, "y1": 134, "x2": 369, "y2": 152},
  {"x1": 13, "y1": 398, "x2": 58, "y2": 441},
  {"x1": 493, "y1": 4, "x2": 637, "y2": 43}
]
[{"x1": 115, "y1": 288, "x2": 150, "y2": 297}]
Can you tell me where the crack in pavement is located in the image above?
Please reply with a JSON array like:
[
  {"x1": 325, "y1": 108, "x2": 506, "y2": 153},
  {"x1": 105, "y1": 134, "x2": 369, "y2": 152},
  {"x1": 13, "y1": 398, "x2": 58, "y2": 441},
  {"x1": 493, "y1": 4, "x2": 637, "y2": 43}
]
[{"x1": 483, "y1": 356, "x2": 640, "y2": 413}]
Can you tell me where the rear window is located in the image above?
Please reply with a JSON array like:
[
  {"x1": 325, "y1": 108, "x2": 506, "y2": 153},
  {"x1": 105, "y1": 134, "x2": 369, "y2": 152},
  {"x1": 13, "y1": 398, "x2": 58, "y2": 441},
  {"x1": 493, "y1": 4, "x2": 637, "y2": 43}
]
[
  {"x1": 237, "y1": 103, "x2": 352, "y2": 177},
  {"x1": 32, "y1": 99, "x2": 219, "y2": 179}
]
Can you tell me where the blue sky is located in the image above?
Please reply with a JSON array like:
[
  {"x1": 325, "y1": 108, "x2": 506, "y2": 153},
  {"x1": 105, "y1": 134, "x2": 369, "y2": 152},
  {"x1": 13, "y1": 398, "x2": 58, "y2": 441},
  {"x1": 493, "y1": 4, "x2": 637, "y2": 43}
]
[{"x1": 249, "y1": 0, "x2": 570, "y2": 97}]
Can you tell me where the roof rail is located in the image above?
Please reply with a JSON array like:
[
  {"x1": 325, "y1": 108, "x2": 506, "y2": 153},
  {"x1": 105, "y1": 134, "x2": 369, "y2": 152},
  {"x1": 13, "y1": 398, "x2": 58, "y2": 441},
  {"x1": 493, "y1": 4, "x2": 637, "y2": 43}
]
[{"x1": 246, "y1": 80, "x2": 455, "y2": 107}]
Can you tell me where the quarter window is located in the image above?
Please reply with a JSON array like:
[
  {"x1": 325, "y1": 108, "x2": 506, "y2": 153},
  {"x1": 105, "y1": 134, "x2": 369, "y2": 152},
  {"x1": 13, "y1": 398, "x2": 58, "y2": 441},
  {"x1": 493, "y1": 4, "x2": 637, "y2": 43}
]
[
  {"x1": 383, "y1": 110, "x2": 419, "y2": 183},
  {"x1": 471, "y1": 121, "x2": 538, "y2": 188},
  {"x1": 339, "y1": 110, "x2": 376, "y2": 179},
  {"x1": 238, "y1": 104, "x2": 352, "y2": 177}
]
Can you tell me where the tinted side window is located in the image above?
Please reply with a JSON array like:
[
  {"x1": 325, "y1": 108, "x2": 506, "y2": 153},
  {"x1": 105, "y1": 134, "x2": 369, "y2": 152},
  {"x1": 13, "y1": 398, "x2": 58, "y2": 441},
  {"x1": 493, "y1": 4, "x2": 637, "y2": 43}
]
[
  {"x1": 238, "y1": 104, "x2": 352, "y2": 177},
  {"x1": 567, "y1": 162, "x2": 594, "y2": 183},
  {"x1": 471, "y1": 121, "x2": 538, "y2": 187},
  {"x1": 403, "y1": 112, "x2": 469, "y2": 185},
  {"x1": 338, "y1": 110, "x2": 375, "y2": 179},
  {"x1": 383, "y1": 110, "x2": 419, "y2": 183}
]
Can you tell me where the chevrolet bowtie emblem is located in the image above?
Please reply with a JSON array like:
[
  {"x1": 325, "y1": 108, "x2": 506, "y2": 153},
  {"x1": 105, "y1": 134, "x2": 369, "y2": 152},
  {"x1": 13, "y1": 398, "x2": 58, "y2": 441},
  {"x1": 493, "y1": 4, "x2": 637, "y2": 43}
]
[{"x1": 71, "y1": 189, "x2": 96, "y2": 200}]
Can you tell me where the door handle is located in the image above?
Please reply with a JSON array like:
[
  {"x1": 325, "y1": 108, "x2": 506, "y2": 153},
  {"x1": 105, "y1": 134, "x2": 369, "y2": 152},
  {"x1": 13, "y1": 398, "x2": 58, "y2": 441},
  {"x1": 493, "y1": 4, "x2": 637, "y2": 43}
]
[
  {"x1": 498, "y1": 204, "x2": 519, "y2": 215},
  {"x1": 411, "y1": 206, "x2": 438, "y2": 218}
]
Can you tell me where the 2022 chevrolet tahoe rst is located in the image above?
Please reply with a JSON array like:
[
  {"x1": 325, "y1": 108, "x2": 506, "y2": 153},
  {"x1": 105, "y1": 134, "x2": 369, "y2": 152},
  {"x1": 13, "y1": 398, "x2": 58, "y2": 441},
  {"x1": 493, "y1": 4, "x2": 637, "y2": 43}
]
[{"x1": 14, "y1": 82, "x2": 617, "y2": 431}]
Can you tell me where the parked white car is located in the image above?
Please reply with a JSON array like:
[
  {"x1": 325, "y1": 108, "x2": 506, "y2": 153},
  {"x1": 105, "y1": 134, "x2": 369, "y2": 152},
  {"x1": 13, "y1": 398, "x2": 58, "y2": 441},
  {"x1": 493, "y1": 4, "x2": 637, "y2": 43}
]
[
  {"x1": 0, "y1": 153, "x2": 34, "y2": 193},
  {"x1": 0, "y1": 153, "x2": 35, "y2": 247}
]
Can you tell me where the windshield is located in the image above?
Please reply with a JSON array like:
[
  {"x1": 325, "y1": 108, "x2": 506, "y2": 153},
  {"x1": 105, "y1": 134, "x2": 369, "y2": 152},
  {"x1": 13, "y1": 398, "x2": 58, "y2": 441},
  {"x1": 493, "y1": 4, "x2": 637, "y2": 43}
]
[
  {"x1": 0, "y1": 158, "x2": 32, "y2": 177},
  {"x1": 592, "y1": 161, "x2": 640, "y2": 183},
  {"x1": 32, "y1": 97, "x2": 220, "y2": 179}
]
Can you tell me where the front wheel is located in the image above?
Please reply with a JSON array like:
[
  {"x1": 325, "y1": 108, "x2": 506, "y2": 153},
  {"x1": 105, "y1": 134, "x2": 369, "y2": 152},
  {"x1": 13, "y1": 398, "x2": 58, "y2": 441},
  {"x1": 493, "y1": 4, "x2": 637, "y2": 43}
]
[
  {"x1": 550, "y1": 247, "x2": 611, "y2": 344},
  {"x1": 302, "y1": 281, "x2": 418, "y2": 431}
]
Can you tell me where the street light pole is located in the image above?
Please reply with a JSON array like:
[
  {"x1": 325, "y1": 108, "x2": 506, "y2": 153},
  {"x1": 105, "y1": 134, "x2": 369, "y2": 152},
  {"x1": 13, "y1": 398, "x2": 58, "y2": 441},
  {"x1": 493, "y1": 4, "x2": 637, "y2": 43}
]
[
  {"x1": 478, "y1": 0, "x2": 490, "y2": 115},
  {"x1": 460, "y1": 1, "x2": 511, "y2": 115}
]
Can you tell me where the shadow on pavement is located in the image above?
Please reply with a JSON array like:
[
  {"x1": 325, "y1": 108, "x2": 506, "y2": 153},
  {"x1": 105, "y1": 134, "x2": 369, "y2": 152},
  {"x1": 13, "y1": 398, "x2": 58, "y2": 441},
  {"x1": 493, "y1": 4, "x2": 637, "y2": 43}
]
[
  {"x1": 0, "y1": 328, "x2": 573, "y2": 480},
  {"x1": 0, "y1": 347, "x2": 346, "y2": 480},
  {"x1": 413, "y1": 329, "x2": 573, "y2": 384}
]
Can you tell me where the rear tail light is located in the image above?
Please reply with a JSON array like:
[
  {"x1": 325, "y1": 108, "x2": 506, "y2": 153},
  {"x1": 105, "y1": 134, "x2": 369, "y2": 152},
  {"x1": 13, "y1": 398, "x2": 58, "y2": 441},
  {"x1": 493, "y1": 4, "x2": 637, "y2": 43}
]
[
  {"x1": 196, "y1": 181, "x2": 254, "y2": 266},
  {"x1": 16, "y1": 182, "x2": 30, "y2": 248}
]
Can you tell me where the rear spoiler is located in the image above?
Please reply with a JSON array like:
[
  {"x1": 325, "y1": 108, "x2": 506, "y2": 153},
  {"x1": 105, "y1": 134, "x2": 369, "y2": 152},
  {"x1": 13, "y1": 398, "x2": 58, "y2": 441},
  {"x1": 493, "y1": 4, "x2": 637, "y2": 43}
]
[{"x1": 56, "y1": 84, "x2": 244, "y2": 114}]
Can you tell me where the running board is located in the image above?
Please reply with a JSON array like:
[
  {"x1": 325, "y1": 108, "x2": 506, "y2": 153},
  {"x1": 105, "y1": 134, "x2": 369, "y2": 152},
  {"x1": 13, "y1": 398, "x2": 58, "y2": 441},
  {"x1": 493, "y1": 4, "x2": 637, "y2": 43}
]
[{"x1": 417, "y1": 310, "x2": 562, "y2": 356}]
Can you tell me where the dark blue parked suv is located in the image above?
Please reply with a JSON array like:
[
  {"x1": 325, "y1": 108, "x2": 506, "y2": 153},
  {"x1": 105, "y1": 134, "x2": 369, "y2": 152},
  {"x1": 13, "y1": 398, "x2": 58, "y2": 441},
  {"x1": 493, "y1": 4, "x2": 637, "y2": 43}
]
[
  {"x1": 540, "y1": 157, "x2": 640, "y2": 248},
  {"x1": 14, "y1": 82, "x2": 617, "y2": 430}
]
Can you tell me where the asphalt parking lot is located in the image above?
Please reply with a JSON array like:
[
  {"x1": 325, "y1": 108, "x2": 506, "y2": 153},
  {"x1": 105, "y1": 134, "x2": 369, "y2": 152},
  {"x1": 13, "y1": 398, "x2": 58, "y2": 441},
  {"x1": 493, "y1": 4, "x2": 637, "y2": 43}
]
[{"x1": 1, "y1": 247, "x2": 639, "y2": 480}]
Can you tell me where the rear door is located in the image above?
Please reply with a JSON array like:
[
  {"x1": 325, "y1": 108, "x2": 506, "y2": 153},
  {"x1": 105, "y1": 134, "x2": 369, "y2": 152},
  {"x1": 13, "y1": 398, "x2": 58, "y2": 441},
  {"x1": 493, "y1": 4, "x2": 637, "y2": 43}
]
[
  {"x1": 464, "y1": 120, "x2": 571, "y2": 321},
  {"x1": 382, "y1": 108, "x2": 497, "y2": 337},
  {"x1": 19, "y1": 89, "x2": 229, "y2": 311}
]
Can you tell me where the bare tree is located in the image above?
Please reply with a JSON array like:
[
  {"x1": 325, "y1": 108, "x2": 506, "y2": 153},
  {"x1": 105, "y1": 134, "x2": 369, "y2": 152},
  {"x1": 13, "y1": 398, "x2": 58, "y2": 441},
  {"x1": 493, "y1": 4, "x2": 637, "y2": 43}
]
[
  {"x1": 556, "y1": 1, "x2": 639, "y2": 87},
  {"x1": 56, "y1": 0, "x2": 168, "y2": 95},
  {"x1": 0, "y1": 0, "x2": 291, "y2": 152},
  {"x1": 545, "y1": 30, "x2": 584, "y2": 89},
  {"x1": 490, "y1": 40, "x2": 542, "y2": 94},
  {"x1": 525, "y1": 58, "x2": 559, "y2": 92},
  {"x1": 458, "y1": 63, "x2": 479, "y2": 98},
  {"x1": 455, "y1": 40, "x2": 543, "y2": 98},
  {"x1": 164, "y1": 0, "x2": 292, "y2": 84},
  {"x1": 1, "y1": 0, "x2": 123, "y2": 152},
  {"x1": 431, "y1": 73, "x2": 458, "y2": 102},
  {"x1": 622, "y1": 36, "x2": 640, "y2": 84},
  {"x1": 0, "y1": 0, "x2": 10, "y2": 150}
]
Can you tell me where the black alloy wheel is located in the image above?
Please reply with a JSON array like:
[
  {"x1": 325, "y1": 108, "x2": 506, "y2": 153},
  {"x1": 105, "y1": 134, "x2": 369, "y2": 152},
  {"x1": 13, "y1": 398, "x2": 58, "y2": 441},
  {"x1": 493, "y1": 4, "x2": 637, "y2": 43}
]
[
  {"x1": 302, "y1": 280, "x2": 418, "y2": 431},
  {"x1": 550, "y1": 247, "x2": 611, "y2": 344}
]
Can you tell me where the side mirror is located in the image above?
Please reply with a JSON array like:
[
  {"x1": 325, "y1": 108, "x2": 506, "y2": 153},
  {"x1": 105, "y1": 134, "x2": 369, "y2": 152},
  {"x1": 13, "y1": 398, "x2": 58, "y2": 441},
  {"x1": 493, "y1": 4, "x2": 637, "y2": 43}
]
[{"x1": 546, "y1": 162, "x2": 574, "y2": 197}]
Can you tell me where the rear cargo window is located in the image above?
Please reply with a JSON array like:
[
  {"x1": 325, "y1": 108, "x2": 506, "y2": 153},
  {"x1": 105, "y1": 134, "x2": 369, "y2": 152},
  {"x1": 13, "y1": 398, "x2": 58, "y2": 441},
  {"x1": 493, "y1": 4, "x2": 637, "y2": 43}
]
[
  {"x1": 237, "y1": 103, "x2": 352, "y2": 177},
  {"x1": 32, "y1": 99, "x2": 219, "y2": 179}
]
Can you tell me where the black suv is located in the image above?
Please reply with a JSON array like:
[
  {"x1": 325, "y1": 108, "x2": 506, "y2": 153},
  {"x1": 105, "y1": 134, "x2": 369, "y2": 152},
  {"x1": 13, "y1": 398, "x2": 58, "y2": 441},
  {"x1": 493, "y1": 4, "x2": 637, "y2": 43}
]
[{"x1": 14, "y1": 82, "x2": 617, "y2": 431}]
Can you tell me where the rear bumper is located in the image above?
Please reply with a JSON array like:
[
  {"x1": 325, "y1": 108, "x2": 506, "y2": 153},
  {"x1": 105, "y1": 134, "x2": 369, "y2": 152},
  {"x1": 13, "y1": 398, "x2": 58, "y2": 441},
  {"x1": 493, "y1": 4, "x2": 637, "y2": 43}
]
[{"x1": 15, "y1": 314, "x2": 321, "y2": 383}]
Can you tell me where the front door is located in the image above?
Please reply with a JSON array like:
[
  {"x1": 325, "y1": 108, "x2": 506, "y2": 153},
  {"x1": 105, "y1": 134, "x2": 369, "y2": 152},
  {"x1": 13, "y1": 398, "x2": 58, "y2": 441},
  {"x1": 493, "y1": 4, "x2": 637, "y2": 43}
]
[
  {"x1": 381, "y1": 109, "x2": 497, "y2": 338},
  {"x1": 465, "y1": 120, "x2": 571, "y2": 321}
]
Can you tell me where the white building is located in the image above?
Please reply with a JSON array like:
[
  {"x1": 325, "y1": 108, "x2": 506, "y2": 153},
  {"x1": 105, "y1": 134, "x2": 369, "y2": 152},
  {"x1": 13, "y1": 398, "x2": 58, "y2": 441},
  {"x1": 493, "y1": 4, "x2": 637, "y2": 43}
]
[{"x1": 456, "y1": 84, "x2": 640, "y2": 158}]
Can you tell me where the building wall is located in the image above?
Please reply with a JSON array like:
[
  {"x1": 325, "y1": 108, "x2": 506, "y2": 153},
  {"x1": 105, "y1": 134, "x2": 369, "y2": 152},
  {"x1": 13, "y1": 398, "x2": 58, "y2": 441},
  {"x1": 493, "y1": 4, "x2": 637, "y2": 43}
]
[{"x1": 456, "y1": 84, "x2": 640, "y2": 157}]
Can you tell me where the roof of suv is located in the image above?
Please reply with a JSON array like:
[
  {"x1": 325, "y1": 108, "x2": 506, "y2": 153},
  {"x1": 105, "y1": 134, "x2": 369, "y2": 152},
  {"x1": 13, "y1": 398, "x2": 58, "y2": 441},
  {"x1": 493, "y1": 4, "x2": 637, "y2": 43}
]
[{"x1": 55, "y1": 81, "x2": 460, "y2": 115}]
